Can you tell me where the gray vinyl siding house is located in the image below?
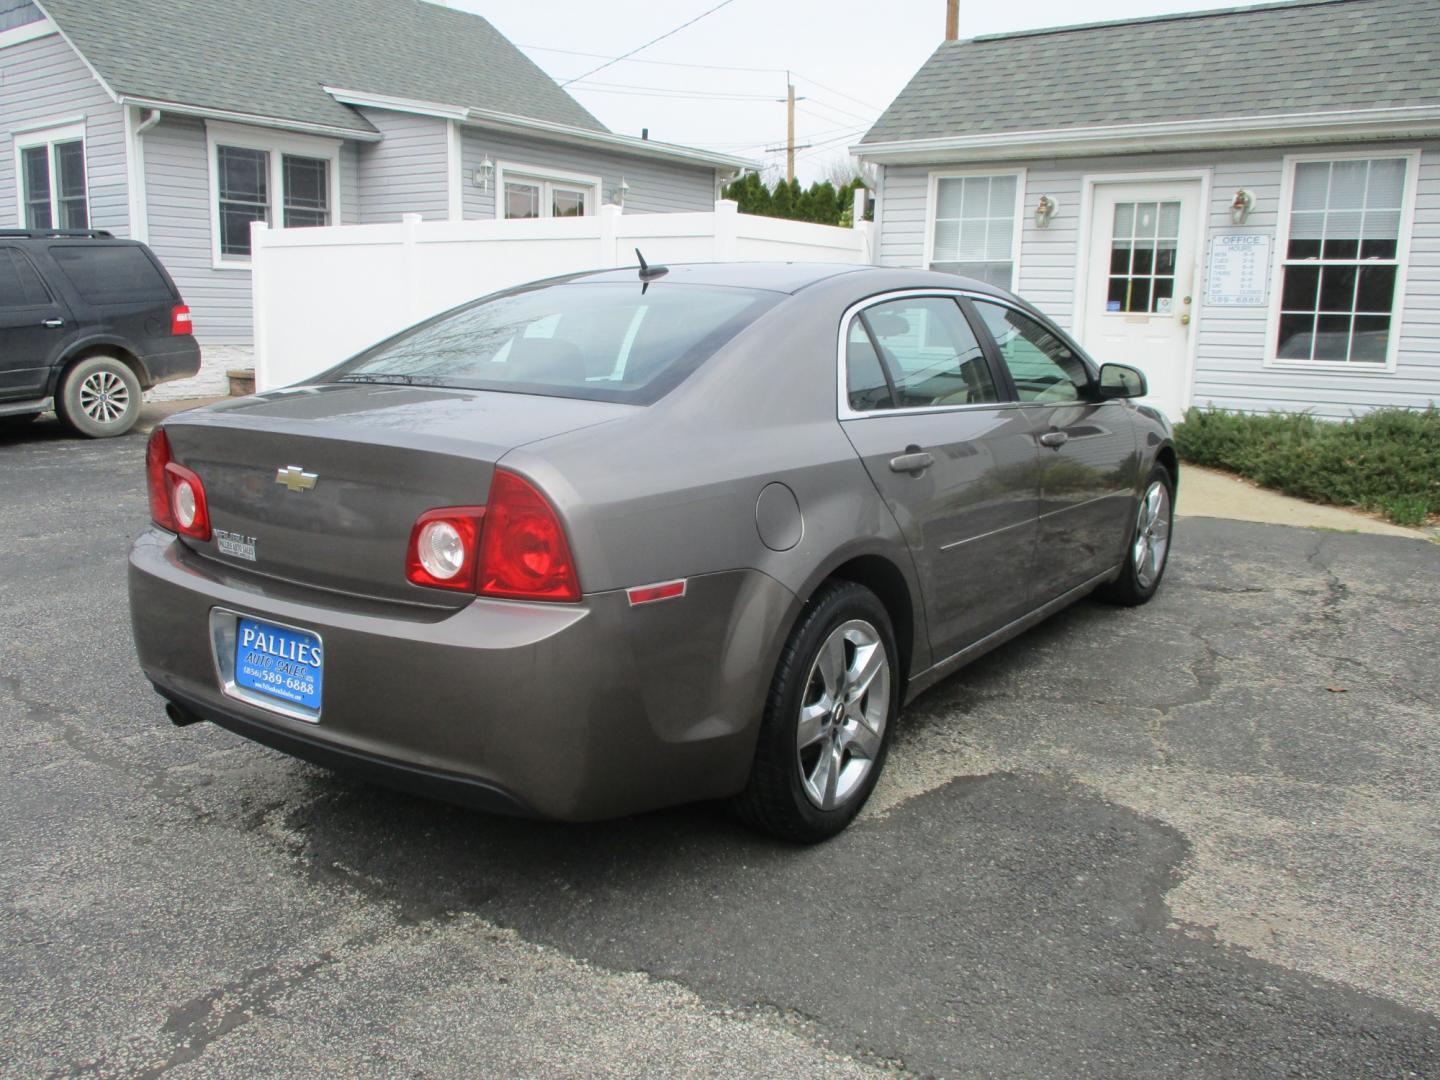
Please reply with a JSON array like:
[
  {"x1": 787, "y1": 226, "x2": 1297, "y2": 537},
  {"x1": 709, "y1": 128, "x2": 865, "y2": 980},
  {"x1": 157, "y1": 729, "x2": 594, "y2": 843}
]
[
  {"x1": 857, "y1": 0, "x2": 1440, "y2": 420},
  {"x1": 0, "y1": 0, "x2": 750, "y2": 395}
]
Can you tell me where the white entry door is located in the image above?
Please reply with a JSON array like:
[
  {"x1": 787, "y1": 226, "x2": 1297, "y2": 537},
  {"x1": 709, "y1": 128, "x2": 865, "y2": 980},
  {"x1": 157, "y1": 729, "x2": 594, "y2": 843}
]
[{"x1": 1080, "y1": 180, "x2": 1202, "y2": 419}]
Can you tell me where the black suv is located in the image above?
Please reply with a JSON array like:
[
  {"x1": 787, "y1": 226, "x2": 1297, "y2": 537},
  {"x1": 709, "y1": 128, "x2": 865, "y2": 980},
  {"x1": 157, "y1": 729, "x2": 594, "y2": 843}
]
[{"x1": 0, "y1": 230, "x2": 201, "y2": 437}]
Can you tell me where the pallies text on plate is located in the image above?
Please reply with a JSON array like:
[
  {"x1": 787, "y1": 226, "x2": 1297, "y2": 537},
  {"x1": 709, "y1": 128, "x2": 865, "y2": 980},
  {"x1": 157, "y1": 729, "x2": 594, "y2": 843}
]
[{"x1": 240, "y1": 625, "x2": 323, "y2": 666}]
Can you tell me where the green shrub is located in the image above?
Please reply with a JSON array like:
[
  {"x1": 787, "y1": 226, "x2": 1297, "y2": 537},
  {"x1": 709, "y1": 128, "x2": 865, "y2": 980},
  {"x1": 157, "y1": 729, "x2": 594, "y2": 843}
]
[{"x1": 1175, "y1": 406, "x2": 1440, "y2": 526}]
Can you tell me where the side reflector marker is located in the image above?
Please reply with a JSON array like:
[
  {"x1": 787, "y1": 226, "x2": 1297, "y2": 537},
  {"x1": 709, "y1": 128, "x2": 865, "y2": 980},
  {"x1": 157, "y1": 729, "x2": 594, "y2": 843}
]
[{"x1": 627, "y1": 579, "x2": 687, "y2": 606}]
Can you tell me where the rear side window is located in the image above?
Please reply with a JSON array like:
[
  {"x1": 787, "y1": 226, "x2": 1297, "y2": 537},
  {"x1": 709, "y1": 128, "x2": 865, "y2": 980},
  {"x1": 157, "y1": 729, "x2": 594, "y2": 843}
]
[
  {"x1": 0, "y1": 249, "x2": 52, "y2": 308},
  {"x1": 848, "y1": 296, "x2": 998, "y2": 410},
  {"x1": 47, "y1": 244, "x2": 172, "y2": 304},
  {"x1": 327, "y1": 281, "x2": 781, "y2": 405}
]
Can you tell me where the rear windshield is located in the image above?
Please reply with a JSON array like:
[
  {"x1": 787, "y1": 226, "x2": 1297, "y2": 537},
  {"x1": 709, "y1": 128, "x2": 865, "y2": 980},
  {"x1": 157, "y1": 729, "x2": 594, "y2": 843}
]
[
  {"x1": 323, "y1": 281, "x2": 781, "y2": 405},
  {"x1": 48, "y1": 244, "x2": 172, "y2": 304}
]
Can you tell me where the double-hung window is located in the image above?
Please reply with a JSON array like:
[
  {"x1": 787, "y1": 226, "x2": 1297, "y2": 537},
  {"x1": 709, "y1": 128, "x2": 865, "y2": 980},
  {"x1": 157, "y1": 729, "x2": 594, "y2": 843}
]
[
  {"x1": 15, "y1": 124, "x2": 88, "y2": 230},
  {"x1": 928, "y1": 172, "x2": 1022, "y2": 290},
  {"x1": 498, "y1": 165, "x2": 599, "y2": 220},
  {"x1": 1274, "y1": 154, "x2": 1415, "y2": 367},
  {"x1": 208, "y1": 123, "x2": 339, "y2": 265}
]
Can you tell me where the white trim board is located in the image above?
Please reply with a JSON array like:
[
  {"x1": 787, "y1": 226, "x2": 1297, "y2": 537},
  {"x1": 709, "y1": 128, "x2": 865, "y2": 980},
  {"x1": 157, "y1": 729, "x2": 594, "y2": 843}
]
[
  {"x1": 205, "y1": 120, "x2": 343, "y2": 271},
  {"x1": 1263, "y1": 147, "x2": 1422, "y2": 376},
  {"x1": 0, "y1": 16, "x2": 56, "y2": 48},
  {"x1": 1070, "y1": 168, "x2": 1213, "y2": 415}
]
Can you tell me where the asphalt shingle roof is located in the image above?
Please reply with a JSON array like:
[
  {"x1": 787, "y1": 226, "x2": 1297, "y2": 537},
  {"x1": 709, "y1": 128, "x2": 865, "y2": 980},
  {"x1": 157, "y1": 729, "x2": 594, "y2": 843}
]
[
  {"x1": 40, "y1": 0, "x2": 607, "y2": 135},
  {"x1": 862, "y1": 0, "x2": 1440, "y2": 144}
]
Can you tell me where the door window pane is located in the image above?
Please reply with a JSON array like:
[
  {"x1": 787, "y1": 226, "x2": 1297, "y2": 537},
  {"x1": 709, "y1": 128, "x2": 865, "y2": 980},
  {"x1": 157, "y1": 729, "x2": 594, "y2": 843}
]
[
  {"x1": 0, "y1": 249, "x2": 53, "y2": 308},
  {"x1": 854, "y1": 297, "x2": 997, "y2": 409},
  {"x1": 1105, "y1": 200, "x2": 1180, "y2": 314},
  {"x1": 217, "y1": 146, "x2": 270, "y2": 257},
  {"x1": 845, "y1": 320, "x2": 893, "y2": 411},
  {"x1": 972, "y1": 302, "x2": 1090, "y2": 403},
  {"x1": 931, "y1": 174, "x2": 1017, "y2": 288},
  {"x1": 282, "y1": 155, "x2": 329, "y2": 228},
  {"x1": 1277, "y1": 157, "x2": 1407, "y2": 364}
]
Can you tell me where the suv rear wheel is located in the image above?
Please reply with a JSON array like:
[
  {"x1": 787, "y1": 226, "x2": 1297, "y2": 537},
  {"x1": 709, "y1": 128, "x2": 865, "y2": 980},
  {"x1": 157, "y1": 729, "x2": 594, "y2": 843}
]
[{"x1": 58, "y1": 356, "x2": 142, "y2": 438}]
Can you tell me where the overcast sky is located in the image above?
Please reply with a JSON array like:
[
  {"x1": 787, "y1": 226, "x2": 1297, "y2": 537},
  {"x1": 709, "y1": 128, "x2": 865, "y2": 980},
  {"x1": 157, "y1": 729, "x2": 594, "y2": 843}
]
[{"x1": 452, "y1": 0, "x2": 1229, "y2": 183}]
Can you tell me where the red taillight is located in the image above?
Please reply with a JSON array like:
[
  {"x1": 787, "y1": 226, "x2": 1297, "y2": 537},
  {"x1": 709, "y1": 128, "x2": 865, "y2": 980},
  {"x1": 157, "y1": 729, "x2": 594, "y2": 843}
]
[
  {"x1": 405, "y1": 507, "x2": 485, "y2": 591},
  {"x1": 405, "y1": 469, "x2": 579, "y2": 602},
  {"x1": 146, "y1": 428, "x2": 175, "y2": 530},
  {"x1": 478, "y1": 470, "x2": 580, "y2": 602},
  {"x1": 146, "y1": 427, "x2": 210, "y2": 540},
  {"x1": 170, "y1": 304, "x2": 193, "y2": 336},
  {"x1": 164, "y1": 461, "x2": 210, "y2": 540}
]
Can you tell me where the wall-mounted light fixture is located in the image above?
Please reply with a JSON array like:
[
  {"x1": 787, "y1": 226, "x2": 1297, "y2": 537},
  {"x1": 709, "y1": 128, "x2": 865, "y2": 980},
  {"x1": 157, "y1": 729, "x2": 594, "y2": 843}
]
[
  {"x1": 611, "y1": 177, "x2": 630, "y2": 207},
  {"x1": 474, "y1": 156, "x2": 494, "y2": 191},
  {"x1": 1034, "y1": 194, "x2": 1058, "y2": 229},
  {"x1": 1230, "y1": 189, "x2": 1255, "y2": 225}
]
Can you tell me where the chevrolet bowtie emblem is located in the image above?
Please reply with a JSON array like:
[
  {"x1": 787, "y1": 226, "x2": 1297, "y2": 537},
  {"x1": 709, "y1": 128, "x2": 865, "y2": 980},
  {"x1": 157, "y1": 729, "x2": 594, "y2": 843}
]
[{"x1": 275, "y1": 465, "x2": 318, "y2": 492}]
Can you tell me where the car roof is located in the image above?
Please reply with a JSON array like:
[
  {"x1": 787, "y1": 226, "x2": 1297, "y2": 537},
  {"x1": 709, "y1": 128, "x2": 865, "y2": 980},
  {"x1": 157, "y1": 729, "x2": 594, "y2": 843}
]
[{"x1": 569, "y1": 261, "x2": 1017, "y2": 299}]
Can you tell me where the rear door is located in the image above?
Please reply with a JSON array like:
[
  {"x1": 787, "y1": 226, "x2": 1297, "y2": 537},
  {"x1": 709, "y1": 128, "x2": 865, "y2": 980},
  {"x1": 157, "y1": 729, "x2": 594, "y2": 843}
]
[
  {"x1": 838, "y1": 292, "x2": 1039, "y2": 661},
  {"x1": 969, "y1": 299, "x2": 1138, "y2": 602},
  {"x1": 44, "y1": 241, "x2": 177, "y2": 350},
  {"x1": 0, "y1": 245, "x2": 70, "y2": 399}
]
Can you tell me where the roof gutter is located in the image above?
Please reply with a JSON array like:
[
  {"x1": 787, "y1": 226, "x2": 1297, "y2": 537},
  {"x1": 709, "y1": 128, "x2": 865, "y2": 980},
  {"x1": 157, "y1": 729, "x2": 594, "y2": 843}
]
[
  {"x1": 853, "y1": 105, "x2": 1440, "y2": 164},
  {"x1": 324, "y1": 86, "x2": 758, "y2": 173},
  {"x1": 116, "y1": 96, "x2": 383, "y2": 142}
]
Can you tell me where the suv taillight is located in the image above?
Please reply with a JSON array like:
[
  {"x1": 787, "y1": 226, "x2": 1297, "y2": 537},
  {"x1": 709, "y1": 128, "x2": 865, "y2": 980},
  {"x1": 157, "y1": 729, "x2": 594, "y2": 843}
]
[
  {"x1": 171, "y1": 304, "x2": 193, "y2": 336},
  {"x1": 405, "y1": 469, "x2": 580, "y2": 602},
  {"x1": 145, "y1": 427, "x2": 211, "y2": 540}
]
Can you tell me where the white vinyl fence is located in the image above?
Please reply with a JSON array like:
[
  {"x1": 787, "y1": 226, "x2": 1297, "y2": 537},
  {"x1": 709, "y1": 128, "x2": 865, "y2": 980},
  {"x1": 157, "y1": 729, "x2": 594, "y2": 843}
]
[{"x1": 251, "y1": 201, "x2": 872, "y2": 389}]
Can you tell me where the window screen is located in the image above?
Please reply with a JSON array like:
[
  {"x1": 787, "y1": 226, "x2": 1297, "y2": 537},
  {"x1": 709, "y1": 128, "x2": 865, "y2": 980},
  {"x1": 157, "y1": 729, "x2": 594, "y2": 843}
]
[
  {"x1": 930, "y1": 175, "x2": 1018, "y2": 289},
  {"x1": 1277, "y1": 157, "x2": 1407, "y2": 364}
]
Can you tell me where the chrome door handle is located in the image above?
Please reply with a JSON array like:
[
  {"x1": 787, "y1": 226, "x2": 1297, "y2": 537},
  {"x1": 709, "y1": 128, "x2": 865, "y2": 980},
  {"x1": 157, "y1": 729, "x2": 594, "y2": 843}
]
[
  {"x1": 1038, "y1": 430, "x2": 1069, "y2": 448},
  {"x1": 41, "y1": 318, "x2": 64, "y2": 328},
  {"x1": 888, "y1": 450, "x2": 934, "y2": 475}
]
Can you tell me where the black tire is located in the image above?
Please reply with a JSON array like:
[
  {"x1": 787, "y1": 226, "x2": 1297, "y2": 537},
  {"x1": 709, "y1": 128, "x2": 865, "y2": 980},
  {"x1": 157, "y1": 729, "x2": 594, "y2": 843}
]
[
  {"x1": 733, "y1": 580, "x2": 899, "y2": 843},
  {"x1": 57, "y1": 355, "x2": 142, "y2": 438},
  {"x1": 1099, "y1": 462, "x2": 1175, "y2": 606}
]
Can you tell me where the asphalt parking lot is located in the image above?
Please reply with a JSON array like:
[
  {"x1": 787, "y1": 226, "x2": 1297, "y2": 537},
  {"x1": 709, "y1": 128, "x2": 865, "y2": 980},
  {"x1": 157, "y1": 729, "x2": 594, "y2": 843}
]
[{"x1": 3, "y1": 416, "x2": 1438, "y2": 1079}]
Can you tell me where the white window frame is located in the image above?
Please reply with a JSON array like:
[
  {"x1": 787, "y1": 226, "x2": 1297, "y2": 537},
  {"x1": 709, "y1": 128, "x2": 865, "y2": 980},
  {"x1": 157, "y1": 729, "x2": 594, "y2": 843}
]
[
  {"x1": 1265, "y1": 148, "x2": 1421, "y2": 374},
  {"x1": 923, "y1": 167, "x2": 1026, "y2": 289},
  {"x1": 13, "y1": 120, "x2": 88, "y2": 231},
  {"x1": 494, "y1": 161, "x2": 601, "y2": 221},
  {"x1": 205, "y1": 120, "x2": 342, "y2": 270}
]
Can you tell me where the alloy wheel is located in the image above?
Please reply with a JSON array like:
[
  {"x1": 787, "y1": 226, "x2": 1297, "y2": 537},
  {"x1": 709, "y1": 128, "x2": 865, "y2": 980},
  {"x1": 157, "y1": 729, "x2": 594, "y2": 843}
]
[
  {"x1": 78, "y1": 369, "x2": 132, "y2": 426},
  {"x1": 796, "y1": 619, "x2": 890, "y2": 810},
  {"x1": 1133, "y1": 479, "x2": 1172, "y2": 589}
]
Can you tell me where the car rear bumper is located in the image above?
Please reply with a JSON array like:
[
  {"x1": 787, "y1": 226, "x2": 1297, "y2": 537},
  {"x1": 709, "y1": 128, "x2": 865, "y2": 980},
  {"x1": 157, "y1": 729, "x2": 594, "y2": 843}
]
[
  {"x1": 141, "y1": 338, "x2": 202, "y2": 387},
  {"x1": 128, "y1": 530, "x2": 797, "y2": 821}
]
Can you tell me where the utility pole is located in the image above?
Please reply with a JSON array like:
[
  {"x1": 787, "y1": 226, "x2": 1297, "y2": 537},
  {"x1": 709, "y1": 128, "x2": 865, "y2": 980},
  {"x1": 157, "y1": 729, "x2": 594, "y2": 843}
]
[
  {"x1": 767, "y1": 72, "x2": 809, "y2": 180},
  {"x1": 946, "y1": 0, "x2": 959, "y2": 40}
]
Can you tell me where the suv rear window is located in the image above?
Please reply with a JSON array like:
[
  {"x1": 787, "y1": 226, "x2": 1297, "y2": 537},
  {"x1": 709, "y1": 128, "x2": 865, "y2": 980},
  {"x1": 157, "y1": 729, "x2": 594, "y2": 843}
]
[
  {"x1": 47, "y1": 244, "x2": 172, "y2": 304},
  {"x1": 325, "y1": 281, "x2": 781, "y2": 405}
]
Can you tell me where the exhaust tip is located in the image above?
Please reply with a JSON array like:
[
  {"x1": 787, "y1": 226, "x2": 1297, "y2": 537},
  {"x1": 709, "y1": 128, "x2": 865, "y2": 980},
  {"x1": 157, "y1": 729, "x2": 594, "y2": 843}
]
[{"x1": 165, "y1": 701, "x2": 205, "y2": 728}]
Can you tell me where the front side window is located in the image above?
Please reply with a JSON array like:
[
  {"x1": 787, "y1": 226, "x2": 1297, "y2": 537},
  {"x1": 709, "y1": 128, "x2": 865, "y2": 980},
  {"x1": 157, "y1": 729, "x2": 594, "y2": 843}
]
[
  {"x1": 847, "y1": 297, "x2": 998, "y2": 411},
  {"x1": 972, "y1": 301, "x2": 1090, "y2": 404},
  {"x1": 19, "y1": 133, "x2": 88, "y2": 230},
  {"x1": 930, "y1": 174, "x2": 1018, "y2": 289},
  {"x1": 213, "y1": 136, "x2": 335, "y2": 260},
  {"x1": 1277, "y1": 157, "x2": 1409, "y2": 365},
  {"x1": 501, "y1": 172, "x2": 595, "y2": 220}
]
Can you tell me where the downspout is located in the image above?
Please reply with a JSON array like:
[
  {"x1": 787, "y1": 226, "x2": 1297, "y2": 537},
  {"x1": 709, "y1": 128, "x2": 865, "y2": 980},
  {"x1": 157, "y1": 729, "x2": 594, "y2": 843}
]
[
  {"x1": 125, "y1": 107, "x2": 162, "y2": 243},
  {"x1": 137, "y1": 107, "x2": 162, "y2": 135}
]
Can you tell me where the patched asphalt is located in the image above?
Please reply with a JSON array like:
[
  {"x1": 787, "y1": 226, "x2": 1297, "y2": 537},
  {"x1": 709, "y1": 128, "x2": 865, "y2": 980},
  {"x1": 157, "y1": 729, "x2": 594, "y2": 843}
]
[{"x1": 2, "y1": 416, "x2": 1437, "y2": 1078}]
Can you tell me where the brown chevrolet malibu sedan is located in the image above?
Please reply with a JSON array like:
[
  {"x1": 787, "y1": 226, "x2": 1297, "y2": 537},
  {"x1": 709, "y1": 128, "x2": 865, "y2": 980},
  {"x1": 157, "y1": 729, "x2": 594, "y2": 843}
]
[{"x1": 129, "y1": 262, "x2": 1176, "y2": 842}]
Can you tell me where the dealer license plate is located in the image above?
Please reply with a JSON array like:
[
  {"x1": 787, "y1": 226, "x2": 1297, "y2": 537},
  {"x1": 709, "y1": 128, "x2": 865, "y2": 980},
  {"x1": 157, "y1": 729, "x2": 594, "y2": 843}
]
[{"x1": 234, "y1": 617, "x2": 323, "y2": 712}]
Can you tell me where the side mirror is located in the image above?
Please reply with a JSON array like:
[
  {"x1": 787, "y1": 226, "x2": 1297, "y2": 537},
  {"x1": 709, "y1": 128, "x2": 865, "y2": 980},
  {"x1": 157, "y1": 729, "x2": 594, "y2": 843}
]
[{"x1": 1097, "y1": 362, "x2": 1147, "y2": 399}]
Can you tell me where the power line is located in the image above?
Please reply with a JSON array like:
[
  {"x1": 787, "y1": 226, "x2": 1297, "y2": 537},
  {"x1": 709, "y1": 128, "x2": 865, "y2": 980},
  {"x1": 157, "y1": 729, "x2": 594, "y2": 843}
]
[
  {"x1": 790, "y1": 71, "x2": 884, "y2": 114},
  {"x1": 523, "y1": 43, "x2": 786, "y2": 75},
  {"x1": 559, "y1": 0, "x2": 741, "y2": 87}
]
